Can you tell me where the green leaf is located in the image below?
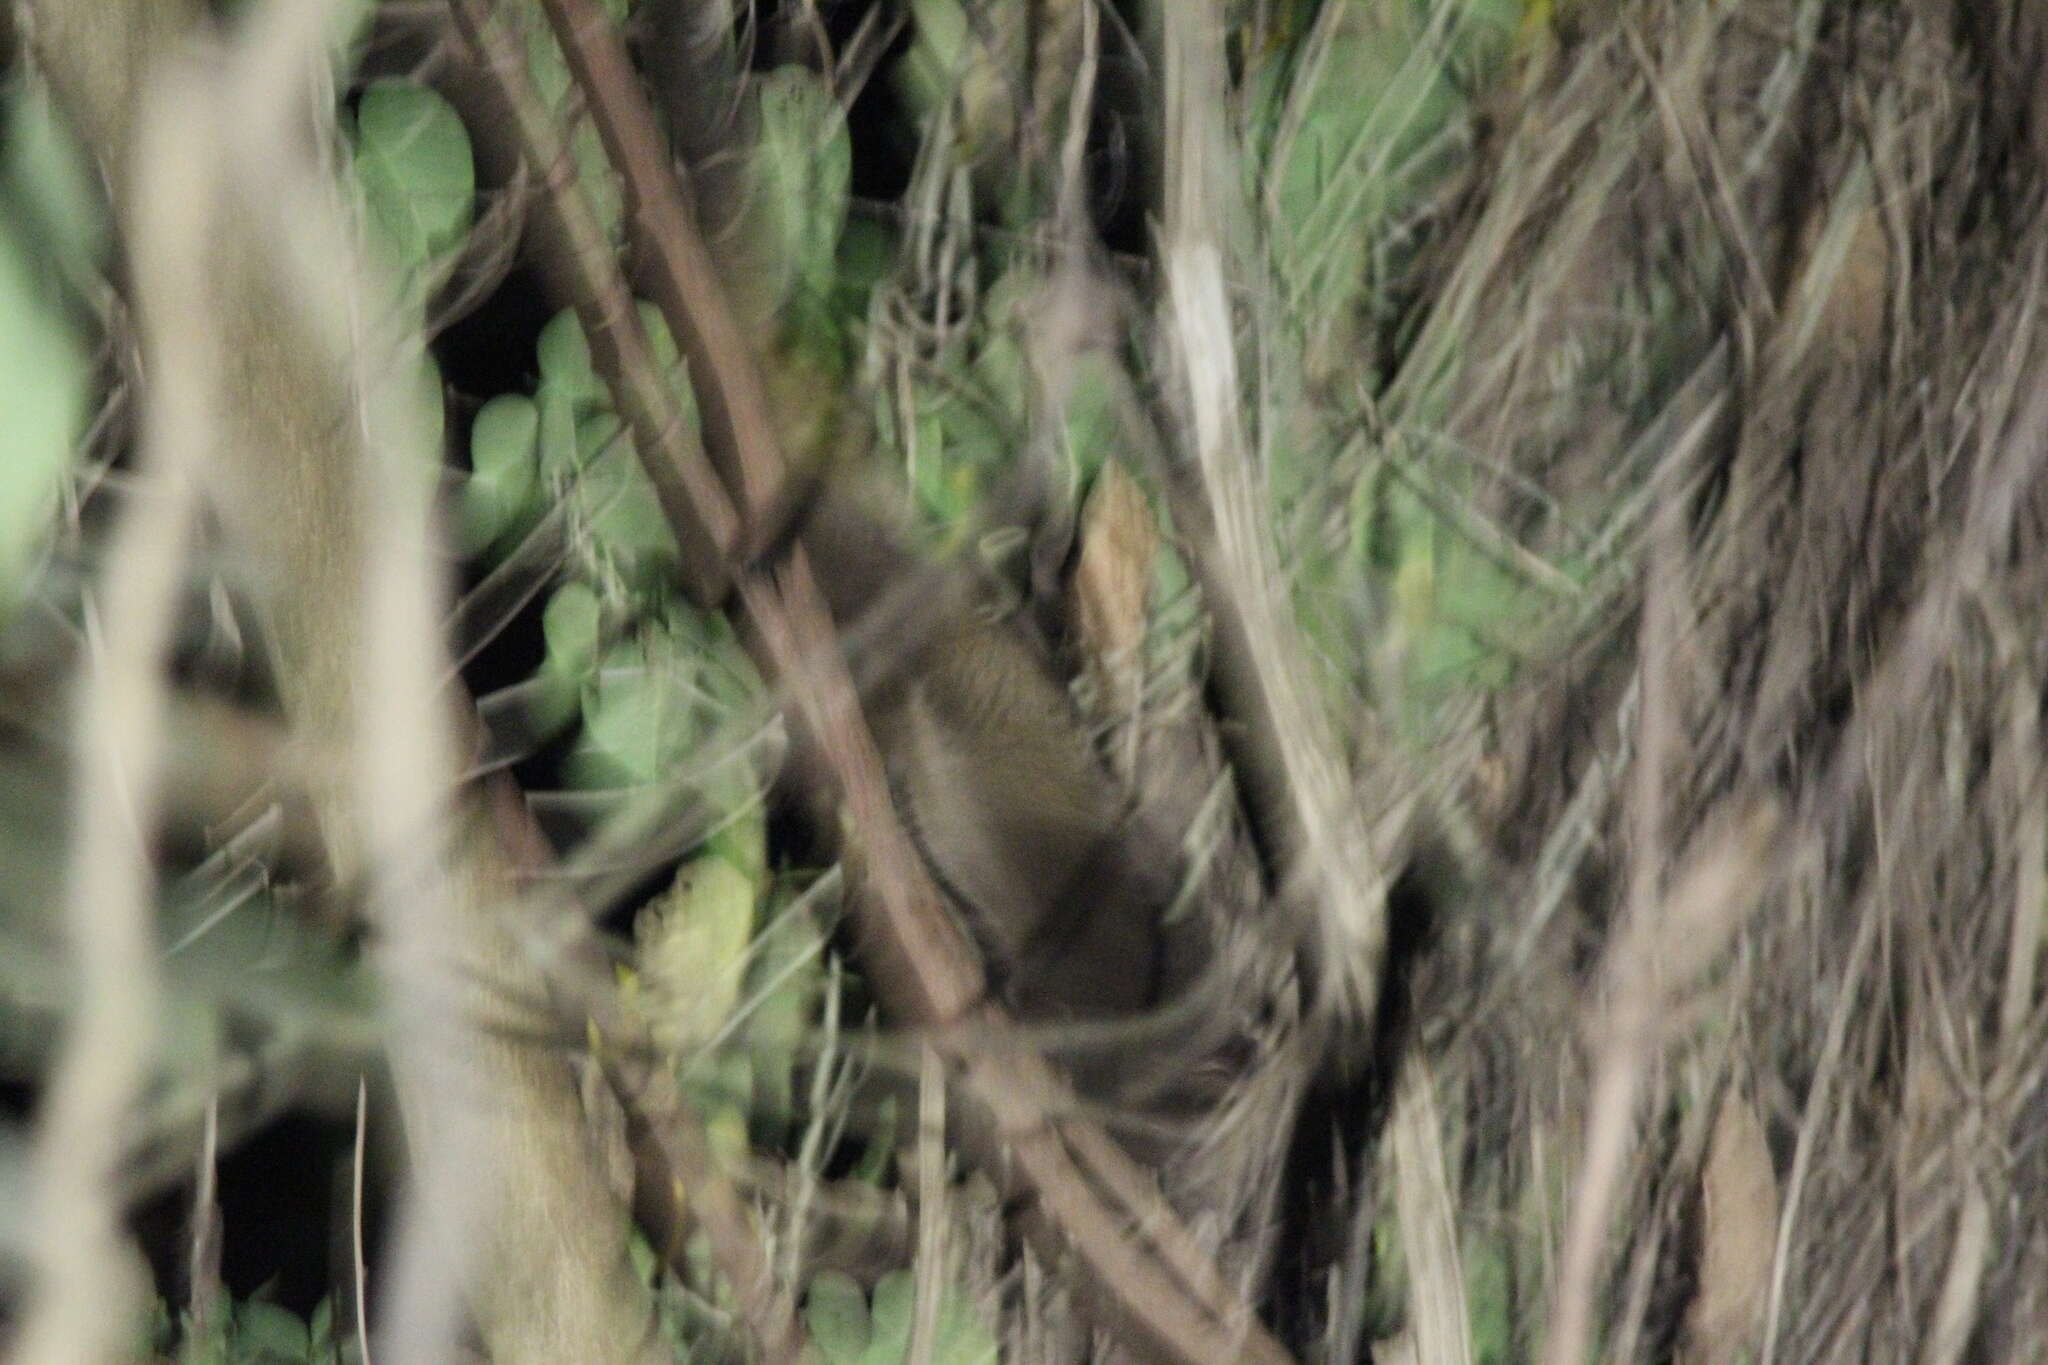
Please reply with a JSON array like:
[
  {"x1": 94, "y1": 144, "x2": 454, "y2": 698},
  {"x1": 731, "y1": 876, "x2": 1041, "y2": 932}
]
[
  {"x1": 1248, "y1": 5, "x2": 1478, "y2": 340},
  {"x1": 704, "y1": 1090, "x2": 752, "y2": 1167},
  {"x1": 567, "y1": 604, "x2": 759, "y2": 784},
  {"x1": 461, "y1": 393, "x2": 541, "y2": 552},
  {"x1": 305, "y1": 1297, "x2": 333, "y2": 1353},
  {"x1": 0, "y1": 227, "x2": 87, "y2": 611},
  {"x1": 805, "y1": 1271, "x2": 873, "y2": 1363},
  {"x1": 352, "y1": 81, "x2": 474, "y2": 270},
  {"x1": 520, "y1": 579, "x2": 604, "y2": 743},
  {"x1": 835, "y1": 216, "x2": 896, "y2": 312},
  {"x1": 3, "y1": 74, "x2": 109, "y2": 276},
  {"x1": 867, "y1": 1271, "x2": 915, "y2": 1360},
  {"x1": 935, "y1": 1285, "x2": 1000, "y2": 1364},
  {"x1": 800, "y1": 1267, "x2": 1002, "y2": 1365},
  {"x1": 892, "y1": 42, "x2": 952, "y2": 127},
  {"x1": 894, "y1": 0, "x2": 1020, "y2": 175},
  {"x1": 634, "y1": 853, "x2": 758, "y2": 1050},
  {"x1": 521, "y1": 23, "x2": 624, "y2": 244},
  {"x1": 537, "y1": 307, "x2": 604, "y2": 411},
  {"x1": 542, "y1": 578, "x2": 604, "y2": 678},
  {"x1": 905, "y1": 0, "x2": 968, "y2": 77},
  {"x1": 576, "y1": 422, "x2": 681, "y2": 589},
  {"x1": 233, "y1": 1300, "x2": 311, "y2": 1362},
  {"x1": 861, "y1": 1269, "x2": 999, "y2": 1365},
  {"x1": 534, "y1": 380, "x2": 584, "y2": 482},
  {"x1": 177, "y1": 1303, "x2": 229, "y2": 1365},
  {"x1": 1059, "y1": 352, "x2": 1119, "y2": 484},
  {"x1": 748, "y1": 67, "x2": 853, "y2": 314},
  {"x1": 536, "y1": 302, "x2": 696, "y2": 428},
  {"x1": 572, "y1": 635, "x2": 699, "y2": 787},
  {"x1": 638, "y1": 298, "x2": 684, "y2": 375}
]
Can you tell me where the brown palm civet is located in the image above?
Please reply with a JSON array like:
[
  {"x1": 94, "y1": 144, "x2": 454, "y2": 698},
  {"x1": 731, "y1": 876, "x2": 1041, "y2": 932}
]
[{"x1": 767, "y1": 474, "x2": 1212, "y2": 1065}]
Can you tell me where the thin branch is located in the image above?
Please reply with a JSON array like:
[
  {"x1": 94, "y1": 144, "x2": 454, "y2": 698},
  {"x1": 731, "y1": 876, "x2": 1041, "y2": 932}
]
[
  {"x1": 908, "y1": 1043, "x2": 948, "y2": 1365},
  {"x1": 12, "y1": 21, "x2": 211, "y2": 1358},
  {"x1": 445, "y1": 0, "x2": 741, "y2": 605},
  {"x1": 1156, "y1": 1, "x2": 1391, "y2": 1049},
  {"x1": 353, "y1": 1075, "x2": 373, "y2": 1365},
  {"x1": 1388, "y1": 1058, "x2": 1473, "y2": 1365}
]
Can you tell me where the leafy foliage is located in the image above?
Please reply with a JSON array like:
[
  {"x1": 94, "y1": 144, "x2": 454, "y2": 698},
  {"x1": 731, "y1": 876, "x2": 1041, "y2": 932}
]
[
  {"x1": 804, "y1": 1269, "x2": 998, "y2": 1365},
  {"x1": 19, "y1": 0, "x2": 2044, "y2": 1361},
  {"x1": 0, "y1": 75, "x2": 93, "y2": 615}
]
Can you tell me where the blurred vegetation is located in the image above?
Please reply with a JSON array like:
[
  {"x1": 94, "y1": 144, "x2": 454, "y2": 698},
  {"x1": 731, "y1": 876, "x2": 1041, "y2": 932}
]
[
  {"x1": 9, "y1": 0, "x2": 2048, "y2": 1362},
  {"x1": 10, "y1": 0, "x2": 1596, "y2": 1358}
]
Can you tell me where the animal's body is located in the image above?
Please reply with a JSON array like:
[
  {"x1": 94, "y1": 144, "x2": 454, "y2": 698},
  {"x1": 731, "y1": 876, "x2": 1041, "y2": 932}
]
[{"x1": 786, "y1": 480, "x2": 1201, "y2": 1033}]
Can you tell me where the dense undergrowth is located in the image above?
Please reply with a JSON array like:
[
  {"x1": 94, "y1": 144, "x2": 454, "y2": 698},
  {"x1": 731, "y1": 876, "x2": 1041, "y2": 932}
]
[{"x1": 3, "y1": 1, "x2": 2047, "y2": 1363}]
